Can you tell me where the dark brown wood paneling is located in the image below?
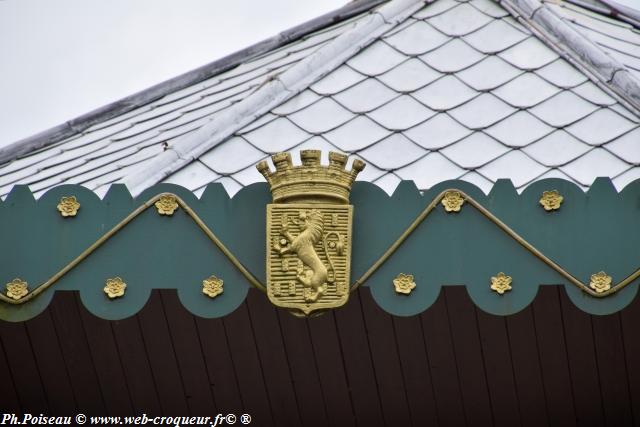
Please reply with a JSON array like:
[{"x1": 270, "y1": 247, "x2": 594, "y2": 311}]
[
  {"x1": 532, "y1": 287, "x2": 577, "y2": 427},
  {"x1": 160, "y1": 290, "x2": 217, "y2": 415},
  {"x1": 505, "y1": 305, "x2": 549, "y2": 427},
  {"x1": 421, "y1": 289, "x2": 467, "y2": 427},
  {"x1": 620, "y1": 291, "x2": 640, "y2": 425},
  {"x1": 246, "y1": 290, "x2": 302, "y2": 427},
  {"x1": 359, "y1": 289, "x2": 412, "y2": 426},
  {"x1": 111, "y1": 314, "x2": 162, "y2": 413},
  {"x1": 476, "y1": 308, "x2": 521, "y2": 427},
  {"x1": 445, "y1": 287, "x2": 494, "y2": 427},
  {"x1": 558, "y1": 290, "x2": 605, "y2": 427},
  {"x1": 334, "y1": 290, "x2": 385, "y2": 427},
  {"x1": 307, "y1": 306, "x2": 356, "y2": 427},
  {"x1": 392, "y1": 314, "x2": 439, "y2": 426},
  {"x1": 78, "y1": 296, "x2": 133, "y2": 415},
  {"x1": 25, "y1": 309, "x2": 76, "y2": 414},
  {"x1": 0, "y1": 321, "x2": 49, "y2": 412},
  {"x1": 592, "y1": 312, "x2": 634, "y2": 426},
  {"x1": 137, "y1": 291, "x2": 189, "y2": 414},
  {"x1": 278, "y1": 310, "x2": 330, "y2": 427},
  {"x1": 49, "y1": 293, "x2": 105, "y2": 414},
  {"x1": 222, "y1": 300, "x2": 275, "y2": 426},
  {"x1": 2, "y1": 287, "x2": 640, "y2": 427}
]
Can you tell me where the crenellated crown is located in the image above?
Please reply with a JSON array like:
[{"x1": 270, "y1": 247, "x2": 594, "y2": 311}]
[{"x1": 256, "y1": 150, "x2": 366, "y2": 204}]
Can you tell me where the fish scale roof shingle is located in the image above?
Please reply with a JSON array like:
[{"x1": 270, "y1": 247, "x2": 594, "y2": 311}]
[{"x1": 1, "y1": 0, "x2": 639, "y2": 198}]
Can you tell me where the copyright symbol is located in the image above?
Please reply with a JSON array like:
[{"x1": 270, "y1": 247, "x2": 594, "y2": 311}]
[
  {"x1": 241, "y1": 414, "x2": 251, "y2": 424},
  {"x1": 76, "y1": 414, "x2": 86, "y2": 424},
  {"x1": 226, "y1": 414, "x2": 236, "y2": 424}
]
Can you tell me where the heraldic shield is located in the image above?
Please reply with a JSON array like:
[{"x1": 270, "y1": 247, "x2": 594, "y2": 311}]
[{"x1": 257, "y1": 150, "x2": 365, "y2": 316}]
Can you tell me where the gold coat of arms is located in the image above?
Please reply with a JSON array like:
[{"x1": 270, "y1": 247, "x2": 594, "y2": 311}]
[{"x1": 257, "y1": 150, "x2": 365, "y2": 315}]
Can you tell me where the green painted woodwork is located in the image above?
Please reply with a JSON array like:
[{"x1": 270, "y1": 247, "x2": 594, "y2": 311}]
[{"x1": 0, "y1": 178, "x2": 638, "y2": 321}]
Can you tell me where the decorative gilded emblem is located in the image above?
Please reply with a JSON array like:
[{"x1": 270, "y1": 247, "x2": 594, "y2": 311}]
[
  {"x1": 393, "y1": 273, "x2": 416, "y2": 295},
  {"x1": 104, "y1": 277, "x2": 127, "y2": 299},
  {"x1": 202, "y1": 275, "x2": 224, "y2": 298},
  {"x1": 490, "y1": 272, "x2": 512, "y2": 295},
  {"x1": 539, "y1": 190, "x2": 563, "y2": 211},
  {"x1": 57, "y1": 196, "x2": 80, "y2": 217},
  {"x1": 155, "y1": 195, "x2": 179, "y2": 216},
  {"x1": 257, "y1": 150, "x2": 364, "y2": 315},
  {"x1": 590, "y1": 271, "x2": 612, "y2": 293},
  {"x1": 5, "y1": 278, "x2": 28, "y2": 300},
  {"x1": 441, "y1": 191, "x2": 464, "y2": 213}
]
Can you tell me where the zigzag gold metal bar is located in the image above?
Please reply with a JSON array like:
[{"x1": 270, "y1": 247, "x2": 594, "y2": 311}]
[
  {"x1": 2, "y1": 189, "x2": 639, "y2": 305},
  {"x1": 350, "y1": 189, "x2": 640, "y2": 297}
]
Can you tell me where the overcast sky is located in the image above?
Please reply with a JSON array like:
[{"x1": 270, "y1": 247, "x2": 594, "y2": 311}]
[
  {"x1": 1, "y1": 0, "x2": 639, "y2": 147},
  {"x1": 0, "y1": 0, "x2": 346, "y2": 145}
]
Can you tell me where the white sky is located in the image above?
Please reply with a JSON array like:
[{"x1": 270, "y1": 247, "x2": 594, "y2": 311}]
[
  {"x1": 0, "y1": 0, "x2": 346, "y2": 145},
  {"x1": 1, "y1": 0, "x2": 638, "y2": 146}
]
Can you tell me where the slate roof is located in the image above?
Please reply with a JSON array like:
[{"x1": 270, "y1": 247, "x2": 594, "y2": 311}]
[{"x1": 1, "y1": 0, "x2": 639, "y2": 198}]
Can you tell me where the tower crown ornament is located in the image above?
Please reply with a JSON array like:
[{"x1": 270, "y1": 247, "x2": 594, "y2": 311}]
[{"x1": 256, "y1": 150, "x2": 365, "y2": 204}]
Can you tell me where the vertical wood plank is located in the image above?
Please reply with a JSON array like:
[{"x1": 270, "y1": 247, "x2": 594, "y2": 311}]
[
  {"x1": 620, "y1": 291, "x2": 640, "y2": 425},
  {"x1": 392, "y1": 314, "x2": 439, "y2": 427},
  {"x1": 475, "y1": 309, "x2": 521, "y2": 427},
  {"x1": 0, "y1": 328, "x2": 21, "y2": 413},
  {"x1": 48, "y1": 292, "x2": 105, "y2": 414},
  {"x1": 246, "y1": 289, "x2": 302, "y2": 427},
  {"x1": 591, "y1": 312, "x2": 634, "y2": 426},
  {"x1": 160, "y1": 290, "x2": 216, "y2": 415},
  {"x1": 111, "y1": 315, "x2": 162, "y2": 413},
  {"x1": 444, "y1": 287, "x2": 494, "y2": 427},
  {"x1": 532, "y1": 287, "x2": 577, "y2": 427},
  {"x1": 222, "y1": 299, "x2": 275, "y2": 426},
  {"x1": 334, "y1": 290, "x2": 384, "y2": 427},
  {"x1": 278, "y1": 310, "x2": 330, "y2": 427},
  {"x1": 420, "y1": 290, "x2": 466, "y2": 427},
  {"x1": 77, "y1": 296, "x2": 133, "y2": 415},
  {"x1": 558, "y1": 291, "x2": 605, "y2": 427},
  {"x1": 308, "y1": 307, "x2": 356, "y2": 427},
  {"x1": 505, "y1": 305, "x2": 549, "y2": 427},
  {"x1": 0, "y1": 321, "x2": 49, "y2": 412},
  {"x1": 25, "y1": 308, "x2": 77, "y2": 414},
  {"x1": 359, "y1": 289, "x2": 412, "y2": 426},
  {"x1": 136, "y1": 291, "x2": 189, "y2": 414},
  {"x1": 195, "y1": 316, "x2": 244, "y2": 416}
]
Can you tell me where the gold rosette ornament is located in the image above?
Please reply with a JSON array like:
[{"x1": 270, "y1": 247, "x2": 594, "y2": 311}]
[
  {"x1": 155, "y1": 195, "x2": 179, "y2": 216},
  {"x1": 590, "y1": 271, "x2": 612, "y2": 293},
  {"x1": 490, "y1": 272, "x2": 512, "y2": 295},
  {"x1": 6, "y1": 278, "x2": 28, "y2": 300},
  {"x1": 441, "y1": 191, "x2": 464, "y2": 213},
  {"x1": 104, "y1": 277, "x2": 127, "y2": 299},
  {"x1": 202, "y1": 275, "x2": 224, "y2": 298},
  {"x1": 57, "y1": 196, "x2": 80, "y2": 217},
  {"x1": 539, "y1": 190, "x2": 563, "y2": 211},
  {"x1": 393, "y1": 273, "x2": 417, "y2": 295}
]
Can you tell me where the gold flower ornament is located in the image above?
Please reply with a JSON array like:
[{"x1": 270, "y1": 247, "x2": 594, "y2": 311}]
[
  {"x1": 6, "y1": 278, "x2": 28, "y2": 300},
  {"x1": 539, "y1": 190, "x2": 563, "y2": 211},
  {"x1": 590, "y1": 271, "x2": 611, "y2": 293},
  {"x1": 202, "y1": 275, "x2": 224, "y2": 298},
  {"x1": 104, "y1": 277, "x2": 127, "y2": 299},
  {"x1": 393, "y1": 273, "x2": 417, "y2": 295},
  {"x1": 490, "y1": 272, "x2": 512, "y2": 295},
  {"x1": 57, "y1": 196, "x2": 80, "y2": 217},
  {"x1": 441, "y1": 191, "x2": 464, "y2": 213},
  {"x1": 155, "y1": 195, "x2": 179, "y2": 216}
]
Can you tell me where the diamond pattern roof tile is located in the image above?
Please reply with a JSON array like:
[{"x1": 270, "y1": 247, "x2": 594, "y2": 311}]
[
  {"x1": 492, "y1": 73, "x2": 561, "y2": 108},
  {"x1": 606, "y1": 128, "x2": 640, "y2": 164},
  {"x1": 420, "y1": 39, "x2": 485, "y2": 73},
  {"x1": 359, "y1": 133, "x2": 426, "y2": 169},
  {"x1": 560, "y1": 148, "x2": 631, "y2": 186},
  {"x1": 478, "y1": 150, "x2": 548, "y2": 188},
  {"x1": 462, "y1": 19, "x2": 528, "y2": 54},
  {"x1": 522, "y1": 131, "x2": 591, "y2": 167},
  {"x1": 310, "y1": 65, "x2": 367, "y2": 95},
  {"x1": 378, "y1": 58, "x2": 442, "y2": 92},
  {"x1": 333, "y1": 78, "x2": 399, "y2": 113},
  {"x1": 449, "y1": 93, "x2": 516, "y2": 129},
  {"x1": 242, "y1": 117, "x2": 311, "y2": 152},
  {"x1": 565, "y1": 109, "x2": 637, "y2": 146},
  {"x1": 535, "y1": 59, "x2": 589, "y2": 88},
  {"x1": 427, "y1": 3, "x2": 493, "y2": 37},
  {"x1": 412, "y1": 75, "x2": 478, "y2": 110},
  {"x1": 404, "y1": 113, "x2": 472, "y2": 150},
  {"x1": 346, "y1": 41, "x2": 408, "y2": 76},
  {"x1": 288, "y1": 98, "x2": 354, "y2": 133},
  {"x1": 485, "y1": 111, "x2": 554, "y2": 147},
  {"x1": 384, "y1": 20, "x2": 450, "y2": 55},
  {"x1": 324, "y1": 116, "x2": 392, "y2": 151},
  {"x1": 498, "y1": 37, "x2": 559, "y2": 70},
  {"x1": 456, "y1": 56, "x2": 522, "y2": 91},
  {"x1": 367, "y1": 95, "x2": 436, "y2": 130},
  {"x1": 529, "y1": 91, "x2": 599, "y2": 127},
  {"x1": 441, "y1": 132, "x2": 510, "y2": 169}
]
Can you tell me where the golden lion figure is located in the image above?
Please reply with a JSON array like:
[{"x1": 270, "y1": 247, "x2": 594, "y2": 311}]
[{"x1": 274, "y1": 209, "x2": 328, "y2": 302}]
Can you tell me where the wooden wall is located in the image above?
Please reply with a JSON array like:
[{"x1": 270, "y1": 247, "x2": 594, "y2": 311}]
[{"x1": 0, "y1": 286, "x2": 639, "y2": 426}]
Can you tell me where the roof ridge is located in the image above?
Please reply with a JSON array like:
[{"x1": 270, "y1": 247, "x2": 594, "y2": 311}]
[
  {"x1": 0, "y1": 0, "x2": 386, "y2": 166},
  {"x1": 120, "y1": 0, "x2": 426, "y2": 196},
  {"x1": 500, "y1": 0, "x2": 640, "y2": 114}
]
